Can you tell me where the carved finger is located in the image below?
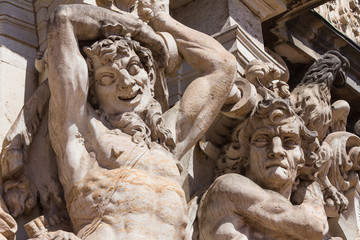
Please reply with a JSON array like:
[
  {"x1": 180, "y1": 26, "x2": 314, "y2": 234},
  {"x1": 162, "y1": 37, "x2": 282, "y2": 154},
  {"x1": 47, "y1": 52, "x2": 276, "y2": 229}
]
[{"x1": 133, "y1": 24, "x2": 169, "y2": 68}]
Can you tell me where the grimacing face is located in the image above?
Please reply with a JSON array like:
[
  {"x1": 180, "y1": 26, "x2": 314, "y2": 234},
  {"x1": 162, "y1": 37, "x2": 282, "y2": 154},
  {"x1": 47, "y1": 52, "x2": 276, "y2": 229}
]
[
  {"x1": 93, "y1": 49, "x2": 153, "y2": 115},
  {"x1": 247, "y1": 116, "x2": 303, "y2": 192}
]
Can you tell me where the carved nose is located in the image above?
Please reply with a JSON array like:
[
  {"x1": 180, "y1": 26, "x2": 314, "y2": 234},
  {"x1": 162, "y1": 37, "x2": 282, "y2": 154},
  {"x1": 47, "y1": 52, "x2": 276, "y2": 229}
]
[
  {"x1": 117, "y1": 69, "x2": 134, "y2": 90},
  {"x1": 268, "y1": 137, "x2": 285, "y2": 159}
]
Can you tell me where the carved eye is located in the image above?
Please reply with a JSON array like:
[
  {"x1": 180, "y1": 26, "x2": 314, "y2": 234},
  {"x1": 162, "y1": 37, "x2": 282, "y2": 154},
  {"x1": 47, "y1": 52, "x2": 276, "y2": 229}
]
[
  {"x1": 98, "y1": 74, "x2": 115, "y2": 86},
  {"x1": 127, "y1": 62, "x2": 142, "y2": 76},
  {"x1": 252, "y1": 135, "x2": 270, "y2": 147},
  {"x1": 283, "y1": 137, "x2": 299, "y2": 149},
  {"x1": 129, "y1": 4, "x2": 135, "y2": 12}
]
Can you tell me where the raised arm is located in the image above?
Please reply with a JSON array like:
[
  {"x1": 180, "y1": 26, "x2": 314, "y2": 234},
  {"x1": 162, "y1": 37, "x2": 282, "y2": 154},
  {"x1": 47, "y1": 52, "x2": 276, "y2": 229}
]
[
  {"x1": 47, "y1": 4, "x2": 167, "y2": 129},
  {"x1": 46, "y1": 4, "x2": 167, "y2": 187},
  {"x1": 138, "y1": 1, "x2": 237, "y2": 159}
]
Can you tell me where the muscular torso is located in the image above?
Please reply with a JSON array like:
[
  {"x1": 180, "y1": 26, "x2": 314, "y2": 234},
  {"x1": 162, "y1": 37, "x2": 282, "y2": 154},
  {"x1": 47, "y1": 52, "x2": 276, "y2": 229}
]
[{"x1": 62, "y1": 117, "x2": 187, "y2": 240}]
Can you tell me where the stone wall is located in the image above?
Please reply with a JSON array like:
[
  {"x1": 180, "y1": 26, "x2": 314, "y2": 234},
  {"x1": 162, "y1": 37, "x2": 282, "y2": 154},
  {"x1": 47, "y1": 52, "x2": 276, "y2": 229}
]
[{"x1": 0, "y1": 0, "x2": 38, "y2": 145}]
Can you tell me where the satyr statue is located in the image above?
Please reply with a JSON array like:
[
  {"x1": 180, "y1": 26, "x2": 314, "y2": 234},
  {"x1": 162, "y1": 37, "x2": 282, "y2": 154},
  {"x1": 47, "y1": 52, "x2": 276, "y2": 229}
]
[
  {"x1": 0, "y1": 0, "x2": 236, "y2": 239},
  {"x1": 46, "y1": 2, "x2": 236, "y2": 239},
  {"x1": 1, "y1": 0, "x2": 358, "y2": 237},
  {"x1": 198, "y1": 97, "x2": 329, "y2": 240}
]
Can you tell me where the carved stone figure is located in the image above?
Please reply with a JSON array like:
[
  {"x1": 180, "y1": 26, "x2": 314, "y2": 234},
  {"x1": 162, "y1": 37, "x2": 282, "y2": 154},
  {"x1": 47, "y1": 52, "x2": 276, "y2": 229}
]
[
  {"x1": 0, "y1": 195, "x2": 16, "y2": 240},
  {"x1": 290, "y1": 51, "x2": 351, "y2": 215},
  {"x1": 198, "y1": 97, "x2": 329, "y2": 240},
  {"x1": 290, "y1": 50, "x2": 349, "y2": 142},
  {"x1": 0, "y1": 1, "x2": 236, "y2": 239},
  {"x1": 1, "y1": 0, "x2": 359, "y2": 238},
  {"x1": 315, "y1": 0, "x2": 360, "y2": 45},
  {"x1": 196, "y1": 51, "x2": 360, "y2": 240}
]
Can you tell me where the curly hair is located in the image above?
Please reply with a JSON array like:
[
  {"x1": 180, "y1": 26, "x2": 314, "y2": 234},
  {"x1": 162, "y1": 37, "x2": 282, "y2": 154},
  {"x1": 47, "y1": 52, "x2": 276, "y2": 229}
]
[
  {"x1": 299, "y1": 51, "x2": 349, "y2": 87},
  {"x1": 290, "y1": 51, "x2": 350, "y2": 141},
  {"x1": 215, "y1": 98, "x2": 319, "y2": 183},
  {"x1": 83, "y1": 35, "x2": 174, "y2": 152}
]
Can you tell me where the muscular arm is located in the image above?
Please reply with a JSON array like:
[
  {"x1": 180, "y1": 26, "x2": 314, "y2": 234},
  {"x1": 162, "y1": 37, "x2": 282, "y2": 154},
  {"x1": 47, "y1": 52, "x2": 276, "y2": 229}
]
[
  {"x1": 150, "y1": 13, "x2": 237, "y2": 159},
  {"x1": 47, "y1": 4, "x2": 166, "y2": 189},
  {"x1": 202, "y1": 174, "x2": 328, "y2": 240}
]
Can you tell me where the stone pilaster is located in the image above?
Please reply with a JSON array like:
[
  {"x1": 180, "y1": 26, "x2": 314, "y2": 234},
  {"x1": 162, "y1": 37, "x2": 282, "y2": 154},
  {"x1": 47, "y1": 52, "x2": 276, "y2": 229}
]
[{"x1": 0, "y1": 0, "x2": 38, "y2": 146}]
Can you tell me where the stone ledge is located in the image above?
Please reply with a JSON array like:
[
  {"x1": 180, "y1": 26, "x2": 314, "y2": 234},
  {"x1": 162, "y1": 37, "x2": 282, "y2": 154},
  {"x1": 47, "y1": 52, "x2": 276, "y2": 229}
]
[
  {"x1": 0, "y1": 0, "x2": 33, "y2": 11},
  {"x1": 0, "y1": 1, "x2": 35, "y2": 25},
  {"x1": 214, "y1": 25, "x2": 287, "y2": 75},
  {"x1": 0, "y1": 18, "x2": 37, "y2": 47},
  {"x1": 241, "y1": 0, "x2": 287, "y2": 21}
]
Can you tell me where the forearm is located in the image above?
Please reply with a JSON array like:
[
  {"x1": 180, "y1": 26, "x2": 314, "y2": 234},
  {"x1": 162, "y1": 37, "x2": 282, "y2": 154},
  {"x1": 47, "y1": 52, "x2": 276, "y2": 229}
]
[
  {"x1": 155, "y1": 13, "x2": 236, "y2": 157},
  {"x1": 48, "y1": 4, "x2": 143, "y2": 41},
  {"x1": 248, "y1": 192, "x2": 328, "y2": 239},
  {"x1": 0, "y1": 80, "x2": 50, "y2": 179},
  {"x1": 150, "y1": 12, "x2": 235, "y2": 74},
  {"x1": 219, "y1": 176, "x2": 328, "y2": 239},
  {"x1": 48, "y1": 5, "x2": 167, "y2": 67}
]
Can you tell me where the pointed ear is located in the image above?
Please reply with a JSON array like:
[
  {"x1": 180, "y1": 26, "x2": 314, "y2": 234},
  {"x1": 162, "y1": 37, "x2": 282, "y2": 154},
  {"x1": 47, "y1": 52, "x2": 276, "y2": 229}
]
[
  {"x1": 86, "y1": 58, "x2": 94, "y2": 74},
  {"x1": 83, "y1": 46, "x2": 95, "y2": 74},
  {"x1": 83, "y1": 46, "x2": 92, "y2": 57}
]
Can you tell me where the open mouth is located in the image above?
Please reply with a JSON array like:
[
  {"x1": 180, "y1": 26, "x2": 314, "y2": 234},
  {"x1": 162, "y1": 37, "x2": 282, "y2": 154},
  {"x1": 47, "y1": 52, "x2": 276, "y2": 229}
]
[{"x1": 118, "y1": 90, "x2": 140, "y2": 101}]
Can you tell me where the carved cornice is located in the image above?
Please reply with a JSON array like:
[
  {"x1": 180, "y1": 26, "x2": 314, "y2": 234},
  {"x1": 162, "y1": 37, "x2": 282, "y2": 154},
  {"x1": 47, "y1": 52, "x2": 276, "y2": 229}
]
[
  {"x1": 241, "y1": 0, "x2": 330, "y2": 22},
  {"x1": 241, "y1": 0, "x2": 287, "y2": 21},
  {"x1": 0, "y1": 1, "x2": 37, "y2": 47},
  {"x1": 286, "y1": 0, "x2": 320, "y2": 10},
  {"x1": 213, "y1": 25, "x2": 287, "y2": 76},
  {"x1": 315, "y1": 0, "x2": 360, "y2": 45}
]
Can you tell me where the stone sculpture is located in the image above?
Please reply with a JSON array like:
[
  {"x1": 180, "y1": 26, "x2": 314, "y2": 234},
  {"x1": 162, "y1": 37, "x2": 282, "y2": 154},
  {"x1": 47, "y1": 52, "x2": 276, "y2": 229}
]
[
  {"x1": 198, "y1": 96, "x2": 329, "y2": 240},
  {"x1": 0, "y1": 1, "x2": 236, "y2": 239},
  {"x1": 290, "y1": 50, "x2": 349, "y2": 141},
  {"x1": 197, "y1": 51, "x2": 360, "y2": 240},
  {"x1": 0, "y1": 0, "x2": 359, "y2": 239}
]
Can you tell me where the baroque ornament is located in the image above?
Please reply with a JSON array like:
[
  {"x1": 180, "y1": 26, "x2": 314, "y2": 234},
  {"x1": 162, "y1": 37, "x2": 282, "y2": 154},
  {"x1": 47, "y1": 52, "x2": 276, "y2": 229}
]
[{"x1": 0, "y1": 1, "x2": 359, "y2": 240}]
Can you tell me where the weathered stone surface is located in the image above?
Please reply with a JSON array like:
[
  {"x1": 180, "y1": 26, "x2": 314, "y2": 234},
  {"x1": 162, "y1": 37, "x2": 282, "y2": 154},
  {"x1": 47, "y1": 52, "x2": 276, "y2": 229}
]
[
  {"x1": 315, "y1": 0, "x2": 360, "y2": 45},
  {"x1": 0, "y1": 0, "x2": 38, "y2": 147},
  {"x1": 196, "y1": 52, "x2": 360, "y2": 240},
  {"x1": 198, "y1": 96, "x2": 329, "y2": 240},
  {"x1": 1, "y1": 1, "x2": 236, "y2": 239},
  {"x1": 1, "y1": 1, "x2": 360, "y2": 240}
]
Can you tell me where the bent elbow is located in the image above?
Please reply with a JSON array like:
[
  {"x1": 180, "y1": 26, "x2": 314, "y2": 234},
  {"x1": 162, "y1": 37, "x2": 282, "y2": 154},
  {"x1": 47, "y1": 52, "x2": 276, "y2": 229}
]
[
  {"x1": 217, "y1": 52, "x2": 237, "y2": 87},
  {"x1": 48, "y1": 5, "x2": 71, "y2": 34},
  {"x1": 225, "y1": 53, "x2": 237, "y2": 78},
  {"x1": 308, "y1": 227, "x2": 328, "y2": 240},
  {"x1": 302, "y1": 217, "x2": 328, "y2": 240},
  {"x1": 313, "y1": 220, "x2": 329, "y2": 240}
]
